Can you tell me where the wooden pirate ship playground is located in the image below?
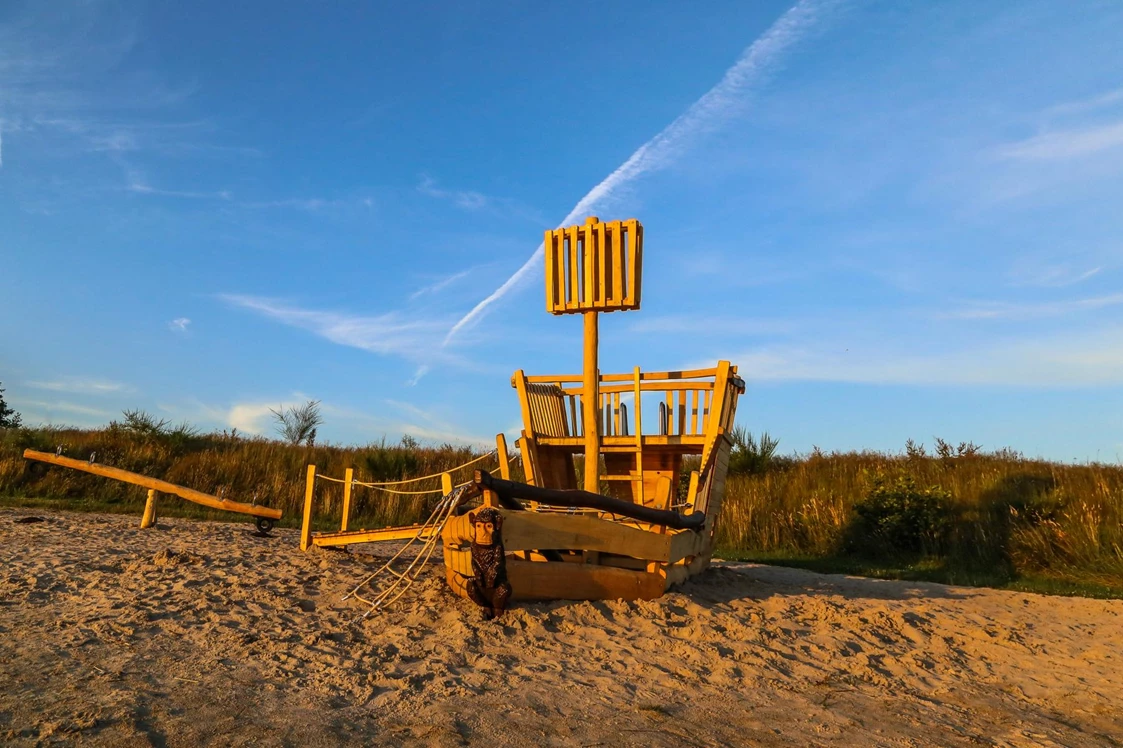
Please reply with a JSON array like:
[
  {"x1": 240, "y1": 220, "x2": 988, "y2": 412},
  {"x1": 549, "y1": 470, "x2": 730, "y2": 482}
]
[{"x1": 300, "y1": 216, "x2": 744, "y2": 607}]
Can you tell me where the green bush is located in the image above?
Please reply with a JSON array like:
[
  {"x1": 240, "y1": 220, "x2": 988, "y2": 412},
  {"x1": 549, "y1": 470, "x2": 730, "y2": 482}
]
[
  {"x1": 728, "y1": 427, "x2": 780, "y2": 476},
  {"x1": 846, "y1": 473, "x2": 954, "y2": 557}
]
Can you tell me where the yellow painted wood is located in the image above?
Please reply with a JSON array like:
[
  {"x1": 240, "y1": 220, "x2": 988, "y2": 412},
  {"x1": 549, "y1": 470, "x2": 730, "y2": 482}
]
[
  {"x1": 445, "y1": 559, "x2": 666, "y2": 602},
  {"x1": 23, "y1": 450, "x2": 282, "y2": 521},
  {"x1": 685, "y1": 470, "x2": 700, "y2": 512},
  {"x1": 441, "y1": 471, "x2": 453, "y2": 496},
  {"x1": 140, "y1": 489, "x2": 158, "y2": 529},
  {"x1": 300, "y1": 464, "x2": 316, "y2": 551},
  {"x1": 582, "y1": 309, "x2": 600, "y2": 493},
  {"x1": 525, "y1": 367, "x2": 718, "y2": 384},
  {"x1": 313, "y1": 523, "x2": 439, "y2": 547},
  {"x1": 341, "y1": 467, "x2": 354, "y2": 532},
  {"x1": 542, "y1": 216, "x2": 643, "y2": 315},
  {"x1": 496, "y1": 433, "x2": 511, "y2": 480},
  {"x1": 633, "y1": 366, "x2": 644, "y2": 504}
]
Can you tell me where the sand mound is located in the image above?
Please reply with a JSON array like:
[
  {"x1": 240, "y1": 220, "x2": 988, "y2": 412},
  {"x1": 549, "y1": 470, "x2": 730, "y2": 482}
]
[{"x1": 1, "y1": 507, "x2": 1121, "y2": 746}]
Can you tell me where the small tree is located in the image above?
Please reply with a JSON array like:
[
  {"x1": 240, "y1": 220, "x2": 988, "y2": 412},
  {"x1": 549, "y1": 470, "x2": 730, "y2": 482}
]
[
  {"x1": 0, "y1": 382, "x2": 22, "y2": 428},
  {"x1": 270, "y1": 400, "x2": 323, "y2": 446}
]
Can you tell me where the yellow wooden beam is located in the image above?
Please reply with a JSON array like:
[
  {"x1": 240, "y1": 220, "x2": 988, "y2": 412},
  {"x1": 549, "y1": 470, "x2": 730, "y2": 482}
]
[
  {"x1": 23, "y1": 450, "x2": 282, "y2": 520},
  {"x1": 312, "y1": 524, "x2": 439, "y2": 547},
  {"x1": 140, "y1": 489, "x2": 158, "y2": 528},
  {"x1": 495, "y1": 433, "x2": 511, "y2": 480},
  {"x1": 299, "y1": 464, "x2": 316, "y2": 551},
  {"x1": 340, "y1": 467, "x2": 354, "y2": 532}
]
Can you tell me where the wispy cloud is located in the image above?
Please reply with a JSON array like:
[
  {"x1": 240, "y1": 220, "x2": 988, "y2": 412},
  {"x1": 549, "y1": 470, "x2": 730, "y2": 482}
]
[
  {"x1": 127, "y1": 168, "x2": 230, "y2": 199},
  {"x1": 409, "y1": 269, "x2": 472, "y2": 300},
  {"x1": 168, "y1": 317, "x2": 191, "y2": 332},
  {"x1": 730, "y1": 326, "x2": 1123, "y2": 387},
  {"x1": 19, "y1": 399, "x2": 113, "y2": 418},
  {"x1": 26, "y1": 377, "x2": 130, "y2": 395},
  {"x1": 442, "y1": 0, "x2": 839, "y2": 345},
  {"x1": 996, "y1": 120, "x2": 1123, "y2": 161},
  {"x1": 940, "y1": 293, "x2": 1123, "y2": 321},
  {"x1": 1007, "y1": 263, "x2": 1102, "y2": 288},
  {"x1": 237, "y1": 196, "x2": 374, "y2": 211},
  {"x1": 418, "y1": 175, "x2": 489, "y2": 210},
  {"x1": 1044, "y1": 87, "x2": 1123, "y2": 118},
  {"x1": 219, "y1": 294, "x2": 461, "y2": 363}
]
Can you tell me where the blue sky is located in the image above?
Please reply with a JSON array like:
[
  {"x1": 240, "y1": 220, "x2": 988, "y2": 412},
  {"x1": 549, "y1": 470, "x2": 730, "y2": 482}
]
[{"x1": 2, "y1": 0, "x2": 1123, "y2": 461}]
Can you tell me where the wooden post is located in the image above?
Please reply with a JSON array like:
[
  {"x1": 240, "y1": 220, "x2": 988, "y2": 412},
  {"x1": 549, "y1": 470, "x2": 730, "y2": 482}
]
[
  {"x1": 300, "y1": 464, "x2": 316, "y2": 551},
  {"x1": 582, "y1": 309, "x2": 600, "y2": 493},
  {"x1": 140, "y1": 489, "x2": 158, "y2": 528},
  {"x1": 633, "y1": 366, "x2": 643, "y2": 504},
  {"x1": 496, "y1": 433, "x2": 511, "y2": 480},
  {"x1": 441, "y1": 472, "x2": 453, "y2": 496},
  {"x1": 341, "y1": 467, "x2": 354, "y2": 532}
]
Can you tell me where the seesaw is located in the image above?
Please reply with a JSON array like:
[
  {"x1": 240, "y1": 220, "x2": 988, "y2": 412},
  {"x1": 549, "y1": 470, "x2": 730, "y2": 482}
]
[{"x1": 22, "y1": 449, "x2": 283, "y2": 532}]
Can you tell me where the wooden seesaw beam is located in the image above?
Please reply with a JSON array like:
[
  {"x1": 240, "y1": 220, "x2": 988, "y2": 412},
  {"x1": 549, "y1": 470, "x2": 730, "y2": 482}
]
[{"x1": 22, "y1": 449, "x2": 283, "y2": 527}]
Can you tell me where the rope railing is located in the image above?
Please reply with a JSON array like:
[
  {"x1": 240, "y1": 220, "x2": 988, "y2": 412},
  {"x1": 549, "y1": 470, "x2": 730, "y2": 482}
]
[{"x1": 298, "y1": 442, "x2": 519, "y2": 551}]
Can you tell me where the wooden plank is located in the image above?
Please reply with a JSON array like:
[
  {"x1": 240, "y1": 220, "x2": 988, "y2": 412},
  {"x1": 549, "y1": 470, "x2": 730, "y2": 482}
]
[
  {"x1": 668, "y1": 524, "x2": 705, "y2": 563},
  {"x1": 300, "y1": 464, "x2": 316, "y2": 551},
  {"x1": 497, "y1": 559, "x2": 666, "y2": 601},
  {"x1": 140, "y1": 489, "x2": 158, "y2": 529},
  {"x1": 525, "y1": 367, "x2": 719, "y2": 384},
  {"x1": 341, "y1": 467, "x2": 354, "y2": 532},
  {"x1": 538, "y1": 435, "x2": 707, "y2": 449},
  {"x1": 567, "y1": 224, "x2": 580, "y2": 308},
  {"x1": 496, "y1": 433, "x2": 511, "y2": 481},
  {"x1": 313, "y1": 523, "x2": 439, "y2": 547},
  {"x1": 570, "y1": 381, "x2": 714, "y2": 395},
  {"x1": 596, "y1": 220, "x2": 607, "y2": 308},
  {"x1": 23, "y1": 449, "x2": 282, "y2": 520},
  {"x1": 611, "y1": 222, "x2": 625, "y2": 304},
  {"x1": 512, "y1": 370, "x2": 536, "y2": 439},
  {"x1": 497, "y1": 510, "x2": 676, "y2": 561},
  {"x1": 690, "y1": 389, "x2": 699, "y2": 435},
  {"x1": 544, "y1": 229, "x2": 557, "y2": 312}
]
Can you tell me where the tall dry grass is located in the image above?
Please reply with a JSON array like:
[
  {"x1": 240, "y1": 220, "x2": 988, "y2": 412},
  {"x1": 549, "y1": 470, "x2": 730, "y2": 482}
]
[
  {"x1": 3, "y1": 424, "x2": 1121, "y2": 588},
  {"x1": 715, "y1": 443, "x2": 1123, "y2": 585},
  {"x1": 0, "y1": 426, "x2": 499, "y2": 531}
]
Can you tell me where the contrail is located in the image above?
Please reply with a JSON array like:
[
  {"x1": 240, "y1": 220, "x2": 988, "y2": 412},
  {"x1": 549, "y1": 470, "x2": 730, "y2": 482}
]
[{"x1": 443, "y1": 0, "x2": 837, "y2": 346}]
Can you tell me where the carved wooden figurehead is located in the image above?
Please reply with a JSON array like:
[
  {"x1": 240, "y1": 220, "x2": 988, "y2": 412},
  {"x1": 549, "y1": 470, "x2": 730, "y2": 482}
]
[{"x1": 468, "y1": 507, "x2": 503, "y2": 547}]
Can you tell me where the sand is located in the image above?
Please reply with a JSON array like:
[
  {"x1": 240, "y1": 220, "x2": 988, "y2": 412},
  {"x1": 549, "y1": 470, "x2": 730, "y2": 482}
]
[{"x1": 1, "y1": 507, "x2": 1120, "y2": 747}]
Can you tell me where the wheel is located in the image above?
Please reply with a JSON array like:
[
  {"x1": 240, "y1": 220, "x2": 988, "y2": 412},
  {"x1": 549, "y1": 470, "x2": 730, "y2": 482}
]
[{"x1": 255, "y1": 517, "x2": 275, "y2": 534}]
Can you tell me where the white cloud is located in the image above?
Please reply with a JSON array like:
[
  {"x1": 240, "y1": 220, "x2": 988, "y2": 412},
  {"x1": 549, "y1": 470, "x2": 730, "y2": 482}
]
[
  {"x1": 219, "y1": 294, "x2": 464, "y2": 364},
  {"x1": 442, "y1": 0, "x2": 839, "y2": 344},
  {"x1": 728, "y1": 326, "x2": 1123, "y2": 387},
  {"x1": 1007, "y1": 263, "x2": 1102, "y2": 288},
  {"x1": 940, "y1": 293, "x2": 1123, "y2": 321},
  {"x1": 26, "y1": 377, "x2": 129, "y2": 395},
  {"x1": 996, "y1": 120, "x2": 1123, "y2": 161},
  {"x1": 409, "y1": 270, "x2": 471, "y2": 300},
  {"x1": 417, "y1": 175, "x2": 489, "y2": 210},
  {"x1": 227, "y1": 402, "x2": 286, "y2": 435},
  {"x1": 19, "y1": 399, "x2": 113, "y2": 417},
  {"x1": 1044, "y1": 87, "x2": 1123, "y2": 118},
  {"x1": 168, "y1": 317, "x2": 191, "y2": 332}
]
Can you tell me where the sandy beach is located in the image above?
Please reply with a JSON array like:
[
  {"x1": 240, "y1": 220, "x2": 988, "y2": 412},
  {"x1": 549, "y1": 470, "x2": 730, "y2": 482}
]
[{"x1": 1, "y1": 507, "x2": 1120, "y2": 747}]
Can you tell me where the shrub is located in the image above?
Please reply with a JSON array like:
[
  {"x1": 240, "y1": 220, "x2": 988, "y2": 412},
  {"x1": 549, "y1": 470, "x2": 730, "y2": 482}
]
[
  {"x1": 846, "y1": 473, "x2": 954, "y2": 557},
  {"x1": 728, "y1": 427, "x2": 780, "y2": 476}
]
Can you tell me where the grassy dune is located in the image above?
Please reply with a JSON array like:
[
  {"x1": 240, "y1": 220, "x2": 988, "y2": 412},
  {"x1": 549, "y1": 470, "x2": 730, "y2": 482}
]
[{"x1": 3, "y1": 425, "x2": 1121, "y2": 597}]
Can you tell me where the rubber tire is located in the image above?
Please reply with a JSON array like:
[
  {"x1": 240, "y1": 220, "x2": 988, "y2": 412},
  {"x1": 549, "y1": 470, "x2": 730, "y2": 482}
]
[{"x1": 255, "y1": 517, "x2": 275, "y2": 534}]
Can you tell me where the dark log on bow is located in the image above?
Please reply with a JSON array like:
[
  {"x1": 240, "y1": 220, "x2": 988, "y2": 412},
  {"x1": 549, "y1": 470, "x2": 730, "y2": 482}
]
[{"x1": 473, "y1": 469, "x2": 705, "y2": 531}]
